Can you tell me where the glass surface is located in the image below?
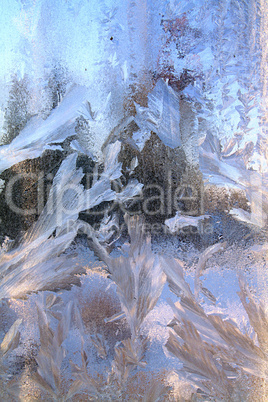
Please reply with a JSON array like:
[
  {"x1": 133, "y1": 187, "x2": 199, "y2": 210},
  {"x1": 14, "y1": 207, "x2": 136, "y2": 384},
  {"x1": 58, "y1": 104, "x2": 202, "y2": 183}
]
[{"x1": 0, "y1": 1, "x2": 267, "y2": 400}]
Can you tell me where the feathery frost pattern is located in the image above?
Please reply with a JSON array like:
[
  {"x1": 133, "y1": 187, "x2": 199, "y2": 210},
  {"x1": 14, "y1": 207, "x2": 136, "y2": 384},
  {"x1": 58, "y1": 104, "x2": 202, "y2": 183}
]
[
  {"x1": 164, "y1": 246, "x2": 268, "y2": 400},
  {"x1": 0, "y1": 0, "x2": 267, "y2": 400}
]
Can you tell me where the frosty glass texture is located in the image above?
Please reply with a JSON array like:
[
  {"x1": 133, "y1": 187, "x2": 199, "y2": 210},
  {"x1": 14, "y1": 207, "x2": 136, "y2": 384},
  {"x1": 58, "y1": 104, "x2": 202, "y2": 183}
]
[{"x1": 0, "y1": 1, "x2": 267, "y2": 401}]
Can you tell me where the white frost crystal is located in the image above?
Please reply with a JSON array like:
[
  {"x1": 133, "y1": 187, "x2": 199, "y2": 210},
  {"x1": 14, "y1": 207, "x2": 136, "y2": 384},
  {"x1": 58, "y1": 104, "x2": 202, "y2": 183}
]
[
  {"x1": 0, "y1": 142, "x2": 142, "y2": 299},
  {"x1": 134, "y1": 79, "x2": 181, "y2": 150}
]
